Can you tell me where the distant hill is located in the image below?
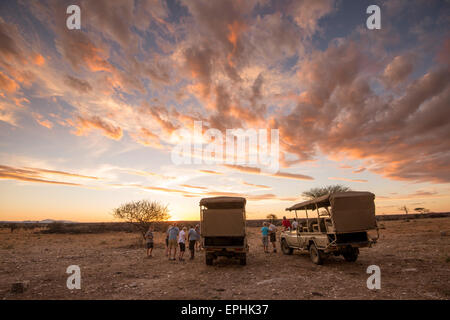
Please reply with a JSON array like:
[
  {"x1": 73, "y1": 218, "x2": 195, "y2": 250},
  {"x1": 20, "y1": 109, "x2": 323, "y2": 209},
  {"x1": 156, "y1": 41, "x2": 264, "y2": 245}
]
[
  {"x1": 1, "y1": 212, "x2": 449, "y2": 234},
  {"x1": 0, "y1": 219, "x2": 77, "y2": 224}
]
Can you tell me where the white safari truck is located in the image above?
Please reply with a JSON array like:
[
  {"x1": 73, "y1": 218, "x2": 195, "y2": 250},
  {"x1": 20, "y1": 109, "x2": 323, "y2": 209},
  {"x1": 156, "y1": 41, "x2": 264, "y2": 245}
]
[
  {"x1": 280, "y1": 192, "x2": 379, "y2": 264},
  {"x1": 200, "y1": 196, "x2": 248, "y2": 266}
]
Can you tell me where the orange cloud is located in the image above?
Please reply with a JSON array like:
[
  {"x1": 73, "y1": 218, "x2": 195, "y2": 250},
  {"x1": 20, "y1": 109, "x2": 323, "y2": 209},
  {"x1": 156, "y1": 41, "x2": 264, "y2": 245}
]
[
  {"x1": 13, "y1": 97, "x2": 29, "y2": 107},
  {"x1": 111, "y1": 183, "x2": 200, "y2": 197},
  {"x1": 24, "y1": 167, "x2": 98, "y2": 180},
  {"x1": 328, "y1": 177, "x2": 368, "y2": 183},
  {"x1": 201, "y1": 190, "x2": 294, "y2": 202},
  {"x1": 0, "y1": 71, "x2": 19, "y2": 93},
  {"x1": 242, "y1": 182, "x2": 271, "y2": 189},
  {"x1": 73, "y1": 115, "x2": 123, "y2": 140},
  {"x1": 377, "y1": 190, "x2": 446, "y2": 201},
  {"x1": 224, "y1": 164, "x2": 314, "y2": 181},
  {"x1": 276, "y1": 39, "x2": 450, "y2": 183},
  {"x1": 33, "y1": 53, "x2": 45, "y2": 66},
  {"x1": 198, "y1": 169, "x2": 224, "y2": 175},
  {"x1": 33, "y1": 113, "x2": 53, "y2": 129},
  {"x1": 123, "y1": 169, "x2": 175, "y2": 180},
  {"x1": 382, "y1": 54, "x2": 415, "y2": 87},
  {"x1": 226, "y1": 20, "x2": 246, "y2": 66},
  {"x1": 130, "y1": 127, "x2": 164, "y2": 149},
  {"x1": 0, "y1": 165, "x2": 98, "y2": 186},
  {"x1": 180, "y1": 184, "x2": 208, "y2": 190}
]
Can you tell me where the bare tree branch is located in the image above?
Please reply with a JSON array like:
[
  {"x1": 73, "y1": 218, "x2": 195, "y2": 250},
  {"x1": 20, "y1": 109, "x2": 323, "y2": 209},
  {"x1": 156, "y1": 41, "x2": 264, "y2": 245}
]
[{"x1": 112, "y1": 200, "x2": 170, "y2": 239}]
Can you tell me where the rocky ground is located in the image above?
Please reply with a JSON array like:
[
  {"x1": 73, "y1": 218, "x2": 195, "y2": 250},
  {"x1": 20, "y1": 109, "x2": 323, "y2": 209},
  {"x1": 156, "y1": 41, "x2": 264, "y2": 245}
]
[{"x1": 0, "y1": 217, "x2": 449, "y2": 299}]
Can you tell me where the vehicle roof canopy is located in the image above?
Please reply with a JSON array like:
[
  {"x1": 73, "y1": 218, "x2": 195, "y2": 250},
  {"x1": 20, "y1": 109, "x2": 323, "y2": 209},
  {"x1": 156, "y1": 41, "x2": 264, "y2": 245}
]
[
  {"x1": 285, "y1": 191, "x2": 375, "y2": 211},
  {"x1": 200, "y1": 196, "x2": 246, "y2": 209}
]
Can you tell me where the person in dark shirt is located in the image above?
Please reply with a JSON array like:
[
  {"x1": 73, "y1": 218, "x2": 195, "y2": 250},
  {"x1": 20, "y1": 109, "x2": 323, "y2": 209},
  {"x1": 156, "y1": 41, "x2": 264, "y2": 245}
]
[{"x1": 188, "y1": 225, "x2": 200, "y2": 260}]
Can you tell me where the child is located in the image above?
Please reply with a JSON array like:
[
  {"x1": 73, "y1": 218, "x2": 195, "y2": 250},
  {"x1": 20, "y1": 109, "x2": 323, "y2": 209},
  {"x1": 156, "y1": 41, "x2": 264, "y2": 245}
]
[
  {"x1": 145, "y1": 226, "x2": 154, "y2": 258},
  {"x1": 178, "y1": 226, "x2": 187, "y2": 261},
  {"x1": 261, "y1": 222, "x2": 269, "y2": 253}
]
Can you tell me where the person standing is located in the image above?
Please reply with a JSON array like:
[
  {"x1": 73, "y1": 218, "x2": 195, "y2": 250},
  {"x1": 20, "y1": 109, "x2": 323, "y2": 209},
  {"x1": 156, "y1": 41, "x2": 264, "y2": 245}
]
[
  {"x1": 144, "y1": 226, "x2": 154, "y2": 258},
  {"x1": 168, "y1": 223, "x2": 179, "y2": 261},
  {"x1": 165, "y1": 224, "x2": 173, "y2": 257},
  {"x1": 292, "y1": 218, "x2": 298, "y2": 231},
  {"x1": 178, "y1": 227, "x2": 187, "y2": 261},
  {"x1": 261, "y1": 222, "x2": 269, "y2": 253},
  {"x1": 195, "y1": 224, "x2": 202, "y2": 251},
  {"x1": 188, "y1": 225, "x2": 200, "y2": 260},
  {"x1": 268, "y1": 221, "x2": 277, "y2": 253}
]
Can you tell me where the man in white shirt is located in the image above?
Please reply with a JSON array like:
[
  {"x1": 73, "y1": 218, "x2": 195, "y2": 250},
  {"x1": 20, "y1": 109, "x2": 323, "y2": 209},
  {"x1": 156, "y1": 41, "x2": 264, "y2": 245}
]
[{"x1": 292, "y1": 218, "x2": 298, "y2": 231}]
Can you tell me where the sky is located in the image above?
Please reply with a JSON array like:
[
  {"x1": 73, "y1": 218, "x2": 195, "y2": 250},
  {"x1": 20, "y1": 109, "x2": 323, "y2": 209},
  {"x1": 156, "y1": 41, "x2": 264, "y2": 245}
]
[{"x1": 0, "y1": 0, "x2": 449, "y2": 222}]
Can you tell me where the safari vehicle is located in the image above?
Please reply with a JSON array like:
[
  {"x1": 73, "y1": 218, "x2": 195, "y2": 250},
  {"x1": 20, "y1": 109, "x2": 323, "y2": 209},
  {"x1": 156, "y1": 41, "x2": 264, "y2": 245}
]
[
  {"x1": 280, "y1": 191, "x2": 379, "y2": 265},
  {"x1": 200, "y1": 196, "x2": 248, "y2": 266}
]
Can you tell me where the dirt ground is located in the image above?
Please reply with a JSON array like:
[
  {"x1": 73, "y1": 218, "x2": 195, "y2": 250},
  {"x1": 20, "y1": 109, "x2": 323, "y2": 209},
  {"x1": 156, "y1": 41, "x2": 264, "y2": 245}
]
[{"x1": 1, "y1": 217, "x2": 449, "y2": 300}]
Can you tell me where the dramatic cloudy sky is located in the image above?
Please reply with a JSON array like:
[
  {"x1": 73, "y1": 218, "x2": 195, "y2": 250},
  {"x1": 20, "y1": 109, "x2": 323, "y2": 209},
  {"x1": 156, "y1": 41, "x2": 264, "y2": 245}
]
[{"x1": 0, "y1": 0, "x2": 449, "y2": 221}]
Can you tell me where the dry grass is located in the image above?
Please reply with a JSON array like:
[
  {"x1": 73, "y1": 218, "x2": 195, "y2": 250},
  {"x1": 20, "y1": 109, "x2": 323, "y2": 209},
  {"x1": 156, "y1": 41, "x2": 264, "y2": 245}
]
[{"x1": 0, "y1": 217, "x2": 449, "y2": 300}]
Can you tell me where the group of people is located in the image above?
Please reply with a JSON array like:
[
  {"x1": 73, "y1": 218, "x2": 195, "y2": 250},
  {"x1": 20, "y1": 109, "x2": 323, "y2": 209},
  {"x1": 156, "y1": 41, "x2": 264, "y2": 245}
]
[
  {"x1": 260, "y1": 216, "x2": 298, "y2": 253},
  {"x1": 281, "y1": 216, "x2": 298, "y2": 231},
  {"x1": 261, "y1": 221, "x2": 277, "y2": 253},
  {"x1": 145, "y1": 217, "x2": 299, "y2": 259},
  {"x1": 144, "y1": 224, "x2": 201, "y2": 261}
]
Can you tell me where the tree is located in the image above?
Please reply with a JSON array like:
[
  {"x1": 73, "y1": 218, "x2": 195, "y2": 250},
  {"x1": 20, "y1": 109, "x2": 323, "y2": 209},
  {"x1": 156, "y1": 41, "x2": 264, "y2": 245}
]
[
  {"x1": 399, "y1": 205, "x2": 409, "y2": 221},
  {"x1": 414, "y1": 207, "x2": 430, "y2": 214},
  {"x1": 113, "y1": 200, "x2": 170, "y2": 239},
  {"x1": 266, "y1": 214, "x2": 278, "y2": 222},
  {"x1": 302, "y1": 184, "x2": 351, "y2": 200}
]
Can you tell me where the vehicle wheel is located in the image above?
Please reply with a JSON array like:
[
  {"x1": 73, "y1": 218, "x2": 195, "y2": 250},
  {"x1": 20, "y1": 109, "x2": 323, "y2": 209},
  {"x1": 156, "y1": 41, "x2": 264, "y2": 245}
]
[
  {"x1": 309, "y1": 243, "x2": 324, "y2": 265},
  {"x1": 239, "y1": 254, "x2": 246, "y2": 266},
  {"x1": 205, "y1": 254, "x2": 213, "y2": 265},
  {"x1": 281, "y1": 239, "x2": 293, "y2": 255},
  {"x1": 343, "y1": 247, "x2": 359, "y2": 262}
]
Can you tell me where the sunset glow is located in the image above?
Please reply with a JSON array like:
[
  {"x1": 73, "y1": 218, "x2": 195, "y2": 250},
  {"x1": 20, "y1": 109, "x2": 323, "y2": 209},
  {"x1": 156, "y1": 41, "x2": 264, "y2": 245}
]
[{"x1": 0, "y1": 0, "x2": 449, "y2": 222}]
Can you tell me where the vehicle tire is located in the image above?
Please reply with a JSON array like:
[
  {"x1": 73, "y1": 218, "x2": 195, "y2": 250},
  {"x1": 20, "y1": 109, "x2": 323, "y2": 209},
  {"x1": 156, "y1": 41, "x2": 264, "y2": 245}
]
[
  {"x1": 239, "y1": 254, "x2": 246, "y2": 266},
  {"x1": 309, "y1": 243, "x2": 324, "y2": 265},
  {"x1": 205, "y1": 254, "x2": 213, "y2": 265},
  {"x1": 281, "y1": 239, "x2": 293, "y2": 255},
  {"x1": 343, "y1": 247, "x2": 359, "y2": 262}
]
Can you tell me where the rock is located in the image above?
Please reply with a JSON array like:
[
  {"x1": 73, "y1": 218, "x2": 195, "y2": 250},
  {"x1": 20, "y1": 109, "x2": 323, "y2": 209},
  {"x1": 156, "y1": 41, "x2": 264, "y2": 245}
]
[
  {"x1": 402, "y1": 268, "x2": 417, "y2": 272},
  {"x1": 256, "y1": 279, "x2": 275, "y2": 285},
  {"x1": 311, "y1": 292, "x2": 323, "y2": 296},
  {"x1": 11, "y1": 281, "x2": 30, "y2": 293}
]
